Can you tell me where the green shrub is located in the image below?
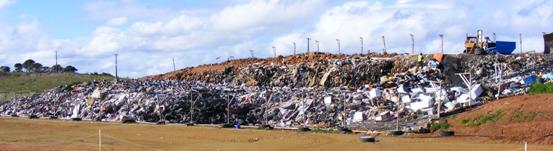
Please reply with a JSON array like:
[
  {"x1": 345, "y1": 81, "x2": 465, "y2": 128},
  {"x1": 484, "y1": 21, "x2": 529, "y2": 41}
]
[
  {"x1": 430, "y1": 123, "x2": 450, "y2": 131},
  {"x1": 529, "y1": 82, "x2": 553, "y2": 95}
]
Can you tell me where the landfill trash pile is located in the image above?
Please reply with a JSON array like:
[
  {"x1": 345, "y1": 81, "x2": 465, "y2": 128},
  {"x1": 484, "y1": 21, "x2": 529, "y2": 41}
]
[
  {"x1": 2, "y1": 53, "x2": 553, "y2": 131},
  {"x1": 145, "y1": 52, "x2": 398, "y2": 88}
]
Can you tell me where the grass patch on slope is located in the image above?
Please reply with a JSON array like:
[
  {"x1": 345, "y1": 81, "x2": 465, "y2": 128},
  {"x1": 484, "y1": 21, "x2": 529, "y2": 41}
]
[
  {"x1": 461, "y1": 110, "x2": 506, "y2": 127},
  {"x1": 0, "y1": 72, "x2": 114, "y2": 103},
  {"x1": 528, "y1": 82, "x2": 553, "y2": 95}
]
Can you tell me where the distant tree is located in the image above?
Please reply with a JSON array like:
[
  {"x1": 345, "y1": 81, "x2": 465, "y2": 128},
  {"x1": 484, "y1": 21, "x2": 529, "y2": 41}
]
[
  {"x1": 51, "y1": 64, "x2": 63, "y2": 72},
  {"x1": 63, "y1": 65, "x2": 77, "y2": 73},
  {"x1": 14, "y1": 63, "x2": 23, "y2": 72},
  {"x1": 22, "y1": 59, "x2": 36, "y2": 72},
  {"x1": 0, "y1": 66, "x2": 10, "y2": 73},
  {"x1": 33, "y1": 63, "x2": 43, "y2": 72}
]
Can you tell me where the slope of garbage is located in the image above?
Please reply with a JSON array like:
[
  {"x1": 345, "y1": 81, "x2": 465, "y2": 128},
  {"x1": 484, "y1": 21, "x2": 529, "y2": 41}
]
[
  {"x1": 449, "y1": 94, "x2": 553, "y2": 144},
  {"x1": 2, "y1": 53, "x2": 553, "y2": 132}
]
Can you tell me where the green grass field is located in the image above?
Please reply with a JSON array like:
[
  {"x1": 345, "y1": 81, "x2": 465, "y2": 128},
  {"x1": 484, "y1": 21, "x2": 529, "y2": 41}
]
[{"x1": 0, "y1": 73, "x2": 114, "y2": 103}]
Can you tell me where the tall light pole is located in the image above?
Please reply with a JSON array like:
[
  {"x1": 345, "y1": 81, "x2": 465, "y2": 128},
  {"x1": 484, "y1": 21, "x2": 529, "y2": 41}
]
[
  {"x1": 519, "y1": 33, "x2": 523, "y2": 54},
  {"x1": 55, "y1": 50, "x2": 58, "y2": 66},
  {"x1": 307, "y1": 37, "x2": 311, "y2": 53},
  {"x1": 410, "y1": 34, "x2": 415, "y2": 54},
  {"x1": 114, "y1": 53, "x2": 118, "y2": 81},
  {"x1": 172, "y1": 58, "x2": 176, "y2": 72},
  {"x1": 382, "y1": 35, "x2": 387, "y2": 54},
  {"x1": 439, "y1": 34, "x2": 444, "y2": 53},
  {"x1": 360, "y1": 37, "x2": 364, "y2": 54},
  {"x1": 336, "y1": 39, "x2": 341, "y2": 54},
  {"x1": 315, "y1": 40, "x2": 320, "y2": 52},
  {"x1": 293, "y1": 42, "x2": 296, "y2": 55},
  {"x1": 272, "y1": 46, "x2": 277, "y2": 57},
  {"x1": 493, "y1": 32, "x2": 497, "y2": 41},
  {"x1": 250, "y1": 49, "x2": 255, "y2": 58}
]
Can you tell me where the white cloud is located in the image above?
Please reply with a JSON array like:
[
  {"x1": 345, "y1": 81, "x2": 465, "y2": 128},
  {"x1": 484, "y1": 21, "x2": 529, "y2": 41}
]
[
  {"x1": 0, "y1": 0, "x2": 14, "y2": 9},
  {"x1": 210, "y1": 0, "x2": 326, "y2": 31},
  {"x1": 106, "y1": 17, "x2": 128, "y2": 26}
]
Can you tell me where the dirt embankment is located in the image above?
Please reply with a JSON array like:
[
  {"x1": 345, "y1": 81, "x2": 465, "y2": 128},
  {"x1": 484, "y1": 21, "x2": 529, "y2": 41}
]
[{"x1": 449, "y1": 94, "x2": 553, "y2": 144}]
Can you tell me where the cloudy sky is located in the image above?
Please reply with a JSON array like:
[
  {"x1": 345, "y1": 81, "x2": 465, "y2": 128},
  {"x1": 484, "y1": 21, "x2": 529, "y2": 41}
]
[{"x1": 0, "y1": 0, "x2": 551, "y2": 78}]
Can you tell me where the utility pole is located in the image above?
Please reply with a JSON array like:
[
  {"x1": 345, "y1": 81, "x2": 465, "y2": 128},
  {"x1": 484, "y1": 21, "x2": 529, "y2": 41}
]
[
  {"x1": 382, "y1": 35, "x2": 387, "y2": 54},
  {"x1": 272, "y1": 46, "x2": 277, "y2": 57},
  {"x1": 293, "y1": 42, "x2": 296, "y2": 55},
  {"x1": 493, "y1": 32, "x2": 497, "y2": 41},
  {"x1": 518, "y1": 33, "x2": 524, "y2": 54},
  {"x1": 250, "y1": 49, "x2": 254, "y2": 58},
  {"x1": 172, "y1": 58, "x2": 176, "y2": 72},
  {"x1": 336, "y1": 39, "x2": 341, "y2": 54},
  {"x1": 315, "y1": 40, "x2": 320, "y2": 52},
  {"x1": 307, "y1": 37, "x2": 311, "y2": 53},
  {"x1": 360, "y1": 37, "x2": 364, "y2": 54},
  {"x1": 439, "y1": 34, "x2": 444, "y2": 53},
  {"x1": 55, "y1": 50, "x2": 58, "y2": 66},
  {"x1": 114, "y1": 53, "x2": 118, "y2": 82},
  {"x1": 410, "y1": 34, "x2": 415, "y2": 54}
]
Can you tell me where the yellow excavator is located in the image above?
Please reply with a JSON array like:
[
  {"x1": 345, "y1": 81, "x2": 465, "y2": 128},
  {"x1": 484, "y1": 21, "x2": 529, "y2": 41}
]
[{"x1": 464, "y1": 30, "x2": 515, "y2": 55}]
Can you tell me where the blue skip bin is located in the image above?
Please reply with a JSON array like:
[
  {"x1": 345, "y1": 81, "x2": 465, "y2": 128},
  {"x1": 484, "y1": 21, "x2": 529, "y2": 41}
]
[{"x1": 492, "y1": 41, "x2": 516, "y2": 54}]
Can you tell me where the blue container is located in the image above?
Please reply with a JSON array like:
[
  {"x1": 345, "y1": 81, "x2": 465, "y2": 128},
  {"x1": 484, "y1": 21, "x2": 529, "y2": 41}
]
[
  {"x1": 492, "y1": 41, "x2": 516, "y2": 54},
  {"x1": 523, "y1": 75, "x2": 537, "y2": 85}
]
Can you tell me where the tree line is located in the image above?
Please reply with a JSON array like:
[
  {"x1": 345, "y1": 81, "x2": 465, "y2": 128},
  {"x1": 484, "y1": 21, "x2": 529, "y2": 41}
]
[{"x1": 0, "y1": 59, "x2": 77, "y2": 73}]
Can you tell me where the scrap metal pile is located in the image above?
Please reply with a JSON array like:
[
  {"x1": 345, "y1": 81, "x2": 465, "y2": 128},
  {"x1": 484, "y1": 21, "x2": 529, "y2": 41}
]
[{"x1": 2, "y1": 54, "x2": 553, "y2": 131}]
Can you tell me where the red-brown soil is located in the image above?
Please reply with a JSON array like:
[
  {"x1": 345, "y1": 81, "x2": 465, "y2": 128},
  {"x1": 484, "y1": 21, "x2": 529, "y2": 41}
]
[{"x1": 449, "y1": 94, "x2": 553, "y2": 145}]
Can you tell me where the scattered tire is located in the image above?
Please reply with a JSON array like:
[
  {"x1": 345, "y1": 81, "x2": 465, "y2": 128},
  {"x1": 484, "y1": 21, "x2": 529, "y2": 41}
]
[
  {"x1": 359, "y1": 136, "x2": 376, "y2": 142},
  {"x1": 121, "y1": 119, "x2": 136, "y2": 123},
  {"x1": 258, "y1": 124, "x2": 273, "y2": 130},
  {"x1": 298, "y1": 127, "x2": 311, "y2": 132},
  {"x1": 417, "y1": 128, "x2": 430, "y2": 134},
  {"x1": 156, "y1": 121, "x2": 166, "y2": 125},
  {"x1": 10, "y1": 114, "x2": 18, "y2": 117},
  {"x1": 338, "y1": 127, "x2": 353, "y2": 134},
  {"x1": 388, "y1": 130, "x2": 404, "y2": 136},
  {"x1": 439, "y1": 130, "x2": 455, "y2": 136},
  {"x1": 186, "y1": 123, "x2": 195, "y2": 126},
  {"x1": 28, "y1": 115, "x2": 38, "y2": 119},
  {"x1": 71, "y1": 117, "x2": 82, "y2": 121},
  {"x1": 220, "y1": 123, "x2": 234, "y2": 128},
  {"x1": 49, "y1": 115, "x2": 58, "y2": 119}
]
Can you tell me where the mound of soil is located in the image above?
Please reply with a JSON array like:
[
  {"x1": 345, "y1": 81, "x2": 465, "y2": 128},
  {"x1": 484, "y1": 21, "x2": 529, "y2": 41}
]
[{"x1": 448, "y1": 94, "x2": 553, "y2": 144}]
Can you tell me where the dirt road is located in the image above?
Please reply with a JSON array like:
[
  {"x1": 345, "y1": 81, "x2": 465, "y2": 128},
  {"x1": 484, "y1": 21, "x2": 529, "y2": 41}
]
[{"x1": 0, "y1": 118, "x2": 551, "y2": 151}]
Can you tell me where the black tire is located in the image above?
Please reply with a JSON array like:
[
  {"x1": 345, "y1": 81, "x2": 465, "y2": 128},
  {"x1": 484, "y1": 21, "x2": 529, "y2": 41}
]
[
  {"x1": 156, "y1": 121, "x2": 166, "y2": 125},
  {"x1": 71, "y1": 118, "x2": 82, "y2": 121},
  {"x1": 388, "y1": 130, "x2": 404, "y2": 136},
  {"x1": 359, "y1": 136, "x2": 376, "y2": 142},
  {"x1": 220, "y1": 123, "x2": 234, "y2": 128},
  {"x1": 186, "y1": 123, "x2": 195, "y2": 126},
  {"x1": 10, "y1": 114, "x2": 18, "y2": 117},
  {"x1": 298, "y1": 127, "x2": 311, "y2": 132},
  {"x1": 417, "y1": 128, "x2": 430, "y2": 134},
  {"x1": 28, "y1": 115, "x2": 38, "y2": 119},
  {"x1": 338, "y1": 127, "x2": 353, "y2": 134},
  {"x1": 122, "y1": 119, "x2": 136, "y2": 123},
  {"x1": 439, "y1": 130, "x2": 455, "y2": 136},
  {"x1": 258, "y1": 124, "x2": 273, "y2": 130},
  {"x1": 49, "y1": 115, "x2": 58, "y2": 119}
]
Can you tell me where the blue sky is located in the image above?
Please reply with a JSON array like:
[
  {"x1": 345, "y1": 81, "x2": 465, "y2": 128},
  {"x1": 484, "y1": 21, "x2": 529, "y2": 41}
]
[{"x1": 0, "y1": 0, "x2": 552, "y2": 78}]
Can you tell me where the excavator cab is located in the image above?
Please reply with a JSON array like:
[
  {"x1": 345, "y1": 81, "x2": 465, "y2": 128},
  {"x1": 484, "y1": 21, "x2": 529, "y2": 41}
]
[{"x1": 464, "y1": 36, "x2": 478, "y2": 54}]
